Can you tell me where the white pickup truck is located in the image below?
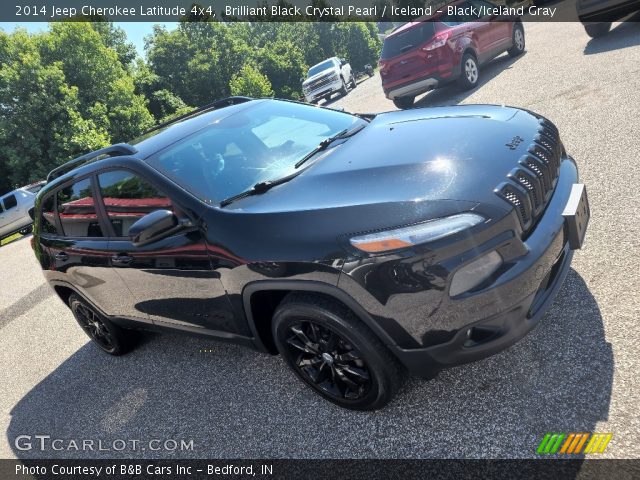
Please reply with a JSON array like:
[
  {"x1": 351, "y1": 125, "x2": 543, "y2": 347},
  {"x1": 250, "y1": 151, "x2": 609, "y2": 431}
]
[
  {"x1": 0, "y1": 181, "x2": 45, "y2": 243},
  {"x1": 302, "y1": 57, "x2": 356, "y2": 104}
]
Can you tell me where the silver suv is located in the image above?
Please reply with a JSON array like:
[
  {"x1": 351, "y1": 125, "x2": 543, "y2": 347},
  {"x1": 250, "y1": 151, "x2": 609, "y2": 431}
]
[{"x1": 0, "y1": 181, "x2": 45, "y2": 242}]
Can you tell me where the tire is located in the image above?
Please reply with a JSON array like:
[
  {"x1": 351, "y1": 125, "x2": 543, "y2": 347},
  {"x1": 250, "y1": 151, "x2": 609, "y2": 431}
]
[
  {"x1": 392, "y1": 96, "x2": 415, "y2": 109},
  {"x1": 339, "y1": 77, "x2": 349, "y2": 96},
  {"x1": 324, "y1": 94, "x2": 332, "y2": 102},
  {"x1": 272, "y1": 293, "x2": 405, "y2": 410},
  {"x1": 584, "y1": 22, "x2": 611, "y2": 38},
  {"x1": 69, "y1": 293, "x2": 138, "y2": 355},
  {"x1": 350, "y1": 73, "x2": 357, "y2": 88},
  {"x1": 19, "y1": 225, "x2": 33, "y2": 235},
  {"x1": 508, "y1": 23, "x2": 525, "y2": 57},
  {"x1": 458, "y1": 52, "x2": 480, "y2": 91}
]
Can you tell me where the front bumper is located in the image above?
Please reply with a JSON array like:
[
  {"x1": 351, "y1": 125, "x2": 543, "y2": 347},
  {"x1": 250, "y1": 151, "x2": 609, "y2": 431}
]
[
  {"x1": 304, "y1": 78, "x2": 343, "y2": 103},
  {"x1": 338, "y1": 157, "x2": 585, "y2": 377}
]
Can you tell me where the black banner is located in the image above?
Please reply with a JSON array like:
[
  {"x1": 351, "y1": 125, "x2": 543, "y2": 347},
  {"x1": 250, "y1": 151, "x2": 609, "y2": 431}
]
[
  {"x1": 1, "y1": 459, "x2": 640, "y2": 480},
  {"x1": 4, "y1": 0, "x2": 640, "y2": 23}
]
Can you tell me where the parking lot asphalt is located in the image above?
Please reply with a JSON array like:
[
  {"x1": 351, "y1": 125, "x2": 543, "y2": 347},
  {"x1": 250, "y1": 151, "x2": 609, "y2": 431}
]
[{"x1": 1, "y1": 19, "x2": 639, "y2": 460}]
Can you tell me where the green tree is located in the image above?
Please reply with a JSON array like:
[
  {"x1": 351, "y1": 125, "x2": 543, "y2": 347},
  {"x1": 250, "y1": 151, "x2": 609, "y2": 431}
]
[
  {"x1": 0, "y1": 24, "x2": 152, "y2": 191},
  {"x1": 256, "y1": 40, "x2": 307, "y2": 100},
  {"x1": 333, "y1": 23, "x2": 382, "y2": 72},
  {"x1": 229, "y1": 64, "x2": 274, "y2": 97},
  {"x1": 0, "y1": 39, "x2": 109, "y2": 187}
]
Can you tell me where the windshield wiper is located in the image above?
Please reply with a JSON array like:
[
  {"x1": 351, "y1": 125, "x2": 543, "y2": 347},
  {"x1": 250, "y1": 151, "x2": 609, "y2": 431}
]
[
  {"x1": 220, "y1": 178, "x2": 290, "y2": 208},
  {"x1": 294, "y1": 124, "x2": 366, "y2": 169}
]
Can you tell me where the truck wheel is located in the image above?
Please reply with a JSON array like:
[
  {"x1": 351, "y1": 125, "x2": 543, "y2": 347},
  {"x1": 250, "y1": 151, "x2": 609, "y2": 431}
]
[
  {"x1": 69, "y1": 293, "x2": 138, "y2": 355},
  {"x1": 392, "y1": 96, "x2": 415, "y2": 109},
  {"x1": 458, "y1": 52, "x2": 480, "y2": 90},
  {"x1": 272, "y1": 293, "x2": 405, "y2": 410},
  {"x1": 340, "y1": 77, "x2": 349, "y2": 96},
  {"x1": 508, "y1": 23, "x2": 525, "y2": 57},
  {"x1": 584, "y1": 22, "x2": 611, "y2": 38}
]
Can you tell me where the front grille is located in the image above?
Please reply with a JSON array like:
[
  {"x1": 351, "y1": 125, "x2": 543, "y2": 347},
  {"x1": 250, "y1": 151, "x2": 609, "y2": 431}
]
[
  {"x1": 305, "y1": 73, "x2": 337, "y2": 92},
  {"x1": 496, "y1": 118, "x2": 562, "y2": 236}
]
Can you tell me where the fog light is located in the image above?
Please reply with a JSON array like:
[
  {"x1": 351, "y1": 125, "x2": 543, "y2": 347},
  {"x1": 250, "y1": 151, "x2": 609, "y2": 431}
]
[{"x1": 449, "y1": 251, "x2": 502, "y2": 297}]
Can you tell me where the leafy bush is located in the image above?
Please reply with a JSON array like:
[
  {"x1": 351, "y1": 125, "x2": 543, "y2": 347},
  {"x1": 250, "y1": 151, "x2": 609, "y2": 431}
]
[{"x1": 229, "y1": 65, "x2": 274, "y2": 98}]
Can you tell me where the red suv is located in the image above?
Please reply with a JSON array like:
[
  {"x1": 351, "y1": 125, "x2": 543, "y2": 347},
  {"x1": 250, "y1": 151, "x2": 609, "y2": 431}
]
[{"x1": 379, "y1": 0, "x2": 525, "y2": 109}]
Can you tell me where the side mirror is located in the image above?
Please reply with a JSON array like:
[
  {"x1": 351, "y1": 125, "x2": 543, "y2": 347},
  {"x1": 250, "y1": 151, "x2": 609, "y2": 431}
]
[{"x1": 129, "y1": 209, "x2": 189, "y2": 247}]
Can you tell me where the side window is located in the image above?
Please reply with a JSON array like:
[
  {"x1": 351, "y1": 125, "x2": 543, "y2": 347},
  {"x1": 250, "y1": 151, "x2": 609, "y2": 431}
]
[
  {"x1": 40, "y1": 195, "x2": 58, "y2": 235},
  {"x1": 4, "y1": 194, "x2": 17, "y2": 210},
  {"x1": 57, "y1": 178, "x2": 103, "y2": 238},
  {"x1": 97, "y1": 170, "x2": 172, "y2": 237}
]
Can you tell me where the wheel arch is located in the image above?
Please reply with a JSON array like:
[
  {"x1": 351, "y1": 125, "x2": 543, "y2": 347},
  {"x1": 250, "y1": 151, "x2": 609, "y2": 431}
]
[
  {"x1": 462, "y1": 47, "x2": 478, "y2": 62},
  {"x1": 52, "y1": 283, "x2": 75, "y2": 308},
  {"x1": 242, "y1": 281, "x2": 398, "y2": 355},
  {"x1": 49, "y1": 281, "x2": 107, "y2": 318}
]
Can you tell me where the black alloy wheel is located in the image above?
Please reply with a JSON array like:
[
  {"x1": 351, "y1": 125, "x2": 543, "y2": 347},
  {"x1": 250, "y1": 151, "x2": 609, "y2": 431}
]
[
  {"x1": 272, "y1": 294, "x2": 405, "y2": 410},
  {"x1": 69, "y1": 293, "x2": 137, "y2": 355},
  {"x1": 284, "y1": 321, "x2": 372, "y2": 401}
]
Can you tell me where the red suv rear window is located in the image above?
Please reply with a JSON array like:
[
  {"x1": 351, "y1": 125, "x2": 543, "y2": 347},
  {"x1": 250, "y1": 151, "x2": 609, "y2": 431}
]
[{"x1": 381, "y1": 23, "x2": 436, "y2": 60}]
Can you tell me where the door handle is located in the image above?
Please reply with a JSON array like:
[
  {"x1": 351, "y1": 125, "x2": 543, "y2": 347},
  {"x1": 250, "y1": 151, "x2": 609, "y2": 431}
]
[
  {"x1": 112, "y1": 254, "x2": 133, "y2": 266},
  {"x1": 54, "y1": 252, "x2": 69, "y2": 261}
]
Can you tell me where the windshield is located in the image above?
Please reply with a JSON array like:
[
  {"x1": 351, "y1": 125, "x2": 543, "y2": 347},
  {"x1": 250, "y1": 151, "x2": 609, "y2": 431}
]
[
  {"x1": 308, "y1": 59, "x2": 335, "y2": 77},
  {"x1": 145, "y1": 100, "x2": 363, "y2": 204}
]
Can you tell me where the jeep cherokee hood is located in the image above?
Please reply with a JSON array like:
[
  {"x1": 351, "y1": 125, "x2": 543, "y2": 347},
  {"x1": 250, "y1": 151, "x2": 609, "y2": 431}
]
[{"x1": 233, "y1": 105, "x2": 544, "y2": 215}]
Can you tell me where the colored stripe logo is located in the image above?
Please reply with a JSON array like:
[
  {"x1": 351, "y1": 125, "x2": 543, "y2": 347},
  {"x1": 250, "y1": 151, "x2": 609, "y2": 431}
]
[{"x1": 537, "y1": 433, "x2": 612, "y2": 454}]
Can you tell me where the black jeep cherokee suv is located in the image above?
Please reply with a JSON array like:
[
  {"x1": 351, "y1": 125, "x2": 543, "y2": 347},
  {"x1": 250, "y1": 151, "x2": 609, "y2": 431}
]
[{"x1": 32, "y1": 97, "x2": 589, "y2": 410}]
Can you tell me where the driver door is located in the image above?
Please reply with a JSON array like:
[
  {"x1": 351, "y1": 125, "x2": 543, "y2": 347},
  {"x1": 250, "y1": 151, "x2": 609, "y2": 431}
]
[{"x1": 96, "y1": 168, "x2": 237, "y2": 335}]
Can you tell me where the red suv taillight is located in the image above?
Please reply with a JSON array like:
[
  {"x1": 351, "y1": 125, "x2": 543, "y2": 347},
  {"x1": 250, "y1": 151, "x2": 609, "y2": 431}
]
[
  {"x1": 379, "y1": 60, "x2": 389, "y2": 77},
  {"x1": 422, "y1": 32, "x2": 450, "y2": 52}
]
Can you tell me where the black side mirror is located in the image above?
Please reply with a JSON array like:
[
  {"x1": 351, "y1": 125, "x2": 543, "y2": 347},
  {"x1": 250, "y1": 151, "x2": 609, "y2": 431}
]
[{"x1": 129, "y1": 209, "x2": 190, "y2": 247}]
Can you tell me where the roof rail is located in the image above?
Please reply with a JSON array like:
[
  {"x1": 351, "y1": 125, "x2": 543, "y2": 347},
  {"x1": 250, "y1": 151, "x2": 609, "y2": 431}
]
[
  {"x1": 47, "y1": 143, "x2": 138, "y2": 183},
  {"x1": 141, "y1": 96, "x2": 254, "y2": 136}
]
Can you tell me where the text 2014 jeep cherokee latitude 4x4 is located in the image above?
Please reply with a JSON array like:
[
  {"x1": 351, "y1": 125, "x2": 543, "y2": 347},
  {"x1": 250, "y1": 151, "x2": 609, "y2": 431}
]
[{"x1": 32, "y1": 98, "x2": 589, "y2": 410}]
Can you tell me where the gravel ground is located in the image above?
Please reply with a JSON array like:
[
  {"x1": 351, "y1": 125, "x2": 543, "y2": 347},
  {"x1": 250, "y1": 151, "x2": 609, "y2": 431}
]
[{"x1": 1, "y1": 19, "x2": 639, "y2": 460}]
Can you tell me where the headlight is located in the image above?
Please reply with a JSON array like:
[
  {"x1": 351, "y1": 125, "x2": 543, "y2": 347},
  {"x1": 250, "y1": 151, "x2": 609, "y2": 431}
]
[
  {"x1": 349, "y1": 213, "x2": 484, "y2": 253},
  {"x1": 449, "y1": 251, "x2": 502, "y2": 297}
]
